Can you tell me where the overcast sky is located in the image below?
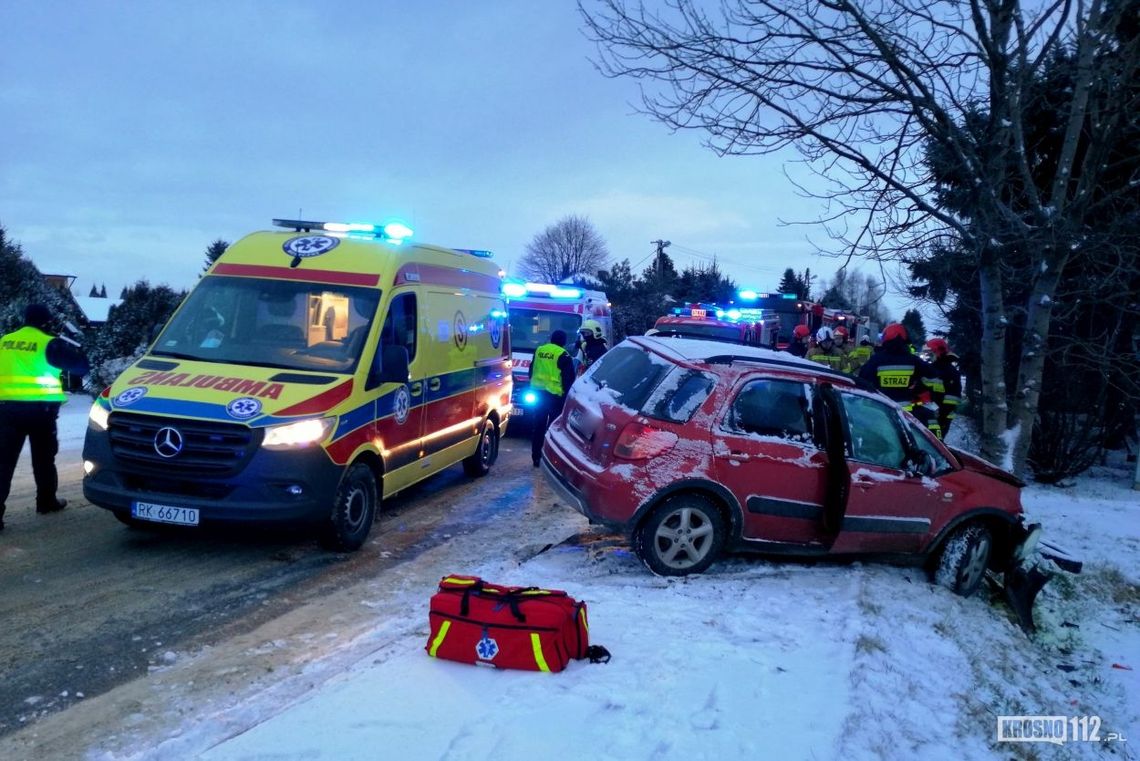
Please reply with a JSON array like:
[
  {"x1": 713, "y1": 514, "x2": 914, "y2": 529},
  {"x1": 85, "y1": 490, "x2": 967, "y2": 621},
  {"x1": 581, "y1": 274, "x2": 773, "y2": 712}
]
[{"x1": 2, "y1": 1, "x2": 909, "y2": 315}]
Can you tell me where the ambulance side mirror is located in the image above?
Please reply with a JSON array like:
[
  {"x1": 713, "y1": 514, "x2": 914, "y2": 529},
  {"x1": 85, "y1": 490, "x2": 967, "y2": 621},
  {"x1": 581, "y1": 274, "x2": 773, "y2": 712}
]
[{"x1": 371, "y1": 344, "x2": 410, "y2": 387}]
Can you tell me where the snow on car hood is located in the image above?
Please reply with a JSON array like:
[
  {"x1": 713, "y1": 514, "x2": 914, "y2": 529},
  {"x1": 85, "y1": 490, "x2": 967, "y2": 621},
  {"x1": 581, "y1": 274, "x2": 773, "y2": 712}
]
[{"x1": 950, "y1": 447, "x2": 1025, "y2": 488}]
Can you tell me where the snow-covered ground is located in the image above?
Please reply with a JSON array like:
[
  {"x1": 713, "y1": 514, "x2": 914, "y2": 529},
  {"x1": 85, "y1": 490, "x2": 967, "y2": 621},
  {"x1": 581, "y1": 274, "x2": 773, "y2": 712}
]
[{"x1": 39, "y1": 402, "x2": 1140, "y2": 759}]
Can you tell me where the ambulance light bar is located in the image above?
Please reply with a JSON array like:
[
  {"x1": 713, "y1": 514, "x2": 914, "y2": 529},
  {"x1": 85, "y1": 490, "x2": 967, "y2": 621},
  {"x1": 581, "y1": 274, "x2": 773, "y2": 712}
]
[
  {"x1": 452, "y1": 248, "x2": 495, "y2": 258},
  {"x1": 501, "y1": 280, "x2": 583, "y2": 299},
  {"x1": 272, "y1": 218, "x2": 415, "y2": 242}
]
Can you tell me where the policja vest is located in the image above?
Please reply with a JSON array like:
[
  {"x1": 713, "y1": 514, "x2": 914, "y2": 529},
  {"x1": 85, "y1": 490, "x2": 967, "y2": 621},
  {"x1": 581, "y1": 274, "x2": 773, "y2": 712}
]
[
  {"x1": 531, "y1": 342, "x2": 568, "y2": 396},
  {"x1": 0, "y1": 326, "x2": 66, "y2": 402}
]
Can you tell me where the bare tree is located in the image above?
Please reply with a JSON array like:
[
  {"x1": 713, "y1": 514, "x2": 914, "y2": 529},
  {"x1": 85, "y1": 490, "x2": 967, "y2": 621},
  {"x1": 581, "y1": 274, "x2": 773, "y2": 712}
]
[
  {"x1": 581, "y1": 0, "x2": 1139, "y2": 476},
  {"x1": 520, "y1": 215, "x2": 610, "y2": 283}
]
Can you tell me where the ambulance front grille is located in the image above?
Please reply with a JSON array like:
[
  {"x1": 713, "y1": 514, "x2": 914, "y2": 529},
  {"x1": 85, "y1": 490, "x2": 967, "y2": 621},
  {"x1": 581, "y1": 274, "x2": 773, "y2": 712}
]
[{"x1": 107, "y1": 412, "x2": 258, "y2": 476}]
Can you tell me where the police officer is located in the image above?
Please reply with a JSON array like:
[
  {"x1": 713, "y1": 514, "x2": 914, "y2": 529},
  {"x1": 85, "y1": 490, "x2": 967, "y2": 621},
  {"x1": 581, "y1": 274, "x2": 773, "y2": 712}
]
[
  {"x1": 858, "y1": 322, "x2": 940, "y2": 436},
  {"x1": 785, "y1": 324, "x2": 811, "y2": 357},
  {"x1": 0, "y1": 304, "x2": 90, "y2": 530},
  {"x1": 528, "y1": 329, "x2": 576, "y2": 468},
  {"x1": 806, "y1": 326, "x2": 846, "y2": 371},
  {"x1": 576, "y1": 319, "x2": 608, "y2": 374},
  {"x1": 924, "y1": 338, "x2": 962, "y2": 439}
]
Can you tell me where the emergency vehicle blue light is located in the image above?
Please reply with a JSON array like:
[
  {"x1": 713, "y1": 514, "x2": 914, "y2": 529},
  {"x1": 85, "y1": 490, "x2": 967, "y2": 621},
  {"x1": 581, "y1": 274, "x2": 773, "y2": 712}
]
[
  {"x1": 738, "y1": 290, "x2": 758, "y2": 301},
  {"x1": 382, "y1": 222, "x2": 414, "y2": 241},
  {"x1": 454, "y1": 248, "x2": 495, "y2": 258},
  {"x1": 550, "y1": 286, "x2": 582, "y2": 299},
  {"x1": 490, "y1": 309, "x2": 507, "y2": 318},
  {"x1": 502, "y1": 282, "x2": 528, "y2": 298},
  {"x1": 782, "y1": 292, "x2": 797, "y2": 299},
  {"x1": 324, "y1": 222, "x2": 376, "y2": 233},
  {"x1": 523, "y1": 391, "x2": 538, "y2": 405},
  {"x1": 727, "y1": 309, "x2": 742, "y2": 320}
]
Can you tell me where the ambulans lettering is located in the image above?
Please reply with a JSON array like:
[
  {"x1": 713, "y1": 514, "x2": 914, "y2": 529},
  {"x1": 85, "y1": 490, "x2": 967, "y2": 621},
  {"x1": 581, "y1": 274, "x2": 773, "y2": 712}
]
[{"x1": 123, "y1": 370, "x2": 285, "y2": 399}]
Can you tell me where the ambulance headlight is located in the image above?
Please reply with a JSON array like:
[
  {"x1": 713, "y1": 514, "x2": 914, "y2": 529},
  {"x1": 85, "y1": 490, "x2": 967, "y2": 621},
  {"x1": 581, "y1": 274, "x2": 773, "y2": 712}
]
[
  {"x1": 89, "y1": 403, "x2": 111, "y2": 431},
  {"x1": 262, "y1": 417, "x2": 335, "y2": 449}
]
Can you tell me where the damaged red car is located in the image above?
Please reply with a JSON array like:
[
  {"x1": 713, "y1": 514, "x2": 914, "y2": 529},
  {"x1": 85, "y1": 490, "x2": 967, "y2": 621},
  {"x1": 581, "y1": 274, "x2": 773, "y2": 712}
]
[{"x1": 541, "y1": 336, "x2": 1079, "y2": 630}]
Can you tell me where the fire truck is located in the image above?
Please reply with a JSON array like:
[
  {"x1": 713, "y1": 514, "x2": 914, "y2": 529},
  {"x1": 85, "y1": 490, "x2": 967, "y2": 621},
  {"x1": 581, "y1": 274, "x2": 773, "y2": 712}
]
[
  {"x1": 650, "y1": 304, "x2": 765, "y2": 346},
  {"x1": 735, "y1": 291, "x2": 873, "y2": 348},
  {"x1": 503, "y1": 280, "x2": 611, "y2": 420}
]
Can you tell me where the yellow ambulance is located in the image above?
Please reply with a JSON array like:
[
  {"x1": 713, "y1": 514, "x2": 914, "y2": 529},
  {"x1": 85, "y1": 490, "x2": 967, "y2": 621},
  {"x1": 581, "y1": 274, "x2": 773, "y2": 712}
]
[{"x1": 83, "y1": 219, "x2": 512, "y2": 550}]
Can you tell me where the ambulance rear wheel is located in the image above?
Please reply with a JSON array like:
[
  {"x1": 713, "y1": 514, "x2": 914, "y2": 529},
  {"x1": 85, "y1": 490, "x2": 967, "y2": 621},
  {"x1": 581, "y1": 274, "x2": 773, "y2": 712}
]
[
  {"x1": 319, "y1": 463, "x2": 377, "y2": 552},
  {"x1": 463, "y1": 418, "x2": 499, "y2": 477}
]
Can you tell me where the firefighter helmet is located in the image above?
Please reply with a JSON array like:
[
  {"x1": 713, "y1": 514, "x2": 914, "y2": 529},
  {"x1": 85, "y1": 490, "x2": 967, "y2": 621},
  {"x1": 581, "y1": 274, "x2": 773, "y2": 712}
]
[
  {"x1": 581, "y1": 319, "x2": 604, "y2": 340},
  {"x1": 793, "y1": 324, "x2": 811, "y2": 339},
  {"x1": 834, "y1": 325, "x2": 849, "y2": 340},
  {"x1": 925, "y1": 337, "x2": 950, "y2": 357},
  {"x1": 815, "y1": 326, "x2": 834, "y2": 343},
  {"x1": 883, "y1": 323, "x2": 908, "y2": 343}
]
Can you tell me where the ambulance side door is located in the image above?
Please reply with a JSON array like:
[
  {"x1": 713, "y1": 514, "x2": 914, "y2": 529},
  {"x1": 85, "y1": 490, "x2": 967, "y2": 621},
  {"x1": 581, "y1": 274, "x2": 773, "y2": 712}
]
[
  {"x1": 417, "y1": 287, "x2": 479, "y2": 476},
  {"x1": 370, "y1": 289, "x2": 426, "y2": 495}
]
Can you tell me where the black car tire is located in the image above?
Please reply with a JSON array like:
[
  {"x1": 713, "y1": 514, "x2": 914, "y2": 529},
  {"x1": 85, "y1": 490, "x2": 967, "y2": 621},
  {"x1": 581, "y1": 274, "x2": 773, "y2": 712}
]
[
  {"x1": 635, "y1": 495, "x2": 726, "y2": 576},
  {"x1": 934, "y1": 523, "x2": 992, "y2": 597},
  {"x1": 319, "y1": 462, "x2": 378, "y2": 552},
  {"x1": 462, "y1": 418, "x2": 499, "y2": 477}
]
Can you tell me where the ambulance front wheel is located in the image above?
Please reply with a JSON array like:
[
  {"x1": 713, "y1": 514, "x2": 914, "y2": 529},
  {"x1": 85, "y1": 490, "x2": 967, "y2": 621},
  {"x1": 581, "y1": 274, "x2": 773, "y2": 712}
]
[
  {"x1": 319, "y1": 462, "x2": 378, "y2": 552},
  {"x1": 462, "y1": 418, "x2": 499, "y2": 477}
]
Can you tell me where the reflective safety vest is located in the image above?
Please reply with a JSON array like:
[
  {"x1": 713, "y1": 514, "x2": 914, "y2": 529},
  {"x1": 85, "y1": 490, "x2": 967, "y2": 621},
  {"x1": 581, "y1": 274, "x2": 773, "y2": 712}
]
[
  {"x1": 806, "y1": 345, "x2": 847, "y2": 372},
  {"x1": 846, "y1": 345, "x2": 873, "y2": 373},
  {"x1": 531, "y1": 342, "x2": 567, "y2": 396},
  {"x1": 0, "y1": 326, "x2": 66, "y2": 402}
]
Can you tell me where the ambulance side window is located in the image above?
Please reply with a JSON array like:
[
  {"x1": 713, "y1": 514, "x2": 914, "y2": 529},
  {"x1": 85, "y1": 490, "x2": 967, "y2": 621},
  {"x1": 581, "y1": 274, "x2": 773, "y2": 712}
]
[{"x1": 381, "y1": 293, "x2": 417, "y2": 361}]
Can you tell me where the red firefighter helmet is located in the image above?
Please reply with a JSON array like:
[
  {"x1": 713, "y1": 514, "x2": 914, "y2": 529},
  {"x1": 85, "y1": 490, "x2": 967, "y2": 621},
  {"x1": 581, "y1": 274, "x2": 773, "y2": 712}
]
[
  {"x1": 834, "y1": 325, "x2": 849, "y2": 340},
  {"x1": 882, "y1": 323, "x2": 908, "y2": 343},
  {"x1": 792, "y1": 324, "x2": 811, "y2": 339},
  {"x1": 925, "y1": 337, "x2": 950, "y2": 357}
]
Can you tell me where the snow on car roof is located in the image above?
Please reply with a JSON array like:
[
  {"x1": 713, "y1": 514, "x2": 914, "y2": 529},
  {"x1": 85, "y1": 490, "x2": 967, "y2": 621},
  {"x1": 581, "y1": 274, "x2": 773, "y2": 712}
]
[{"x1": 633, "y1": 334, "x2": 839, "y2": 369}]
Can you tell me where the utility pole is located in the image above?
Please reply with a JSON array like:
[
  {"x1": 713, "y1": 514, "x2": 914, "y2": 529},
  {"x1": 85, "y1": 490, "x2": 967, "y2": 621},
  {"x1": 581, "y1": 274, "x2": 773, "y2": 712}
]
[{"x1": 650, "y1": 239, "x2": 671, "y2": 278}]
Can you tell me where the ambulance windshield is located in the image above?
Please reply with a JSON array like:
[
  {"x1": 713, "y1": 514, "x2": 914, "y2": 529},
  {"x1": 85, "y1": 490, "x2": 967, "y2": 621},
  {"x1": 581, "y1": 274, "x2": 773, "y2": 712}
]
[
  {"x1": 508, "y1": 308, "x2": 583, "y2": 353},
  {"x1": 152, "y1": 276, "x2": 380, "y2": 374}
]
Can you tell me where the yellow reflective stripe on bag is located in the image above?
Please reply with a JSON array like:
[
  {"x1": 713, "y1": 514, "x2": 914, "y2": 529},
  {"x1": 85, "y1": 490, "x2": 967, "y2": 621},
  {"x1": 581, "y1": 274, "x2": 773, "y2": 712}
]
[
  {"x1": 428, "y1": 620, "x2": 451, "y2": 657},
  {"x1": 530, "y1": 633, "x2": 551, "y2": 672},
  {"x1": 441, "y1": 576, "x2": 477, "y2": 586},
  {"x1": 579, "y1": 606, "x2": 589, "y2": 632}
]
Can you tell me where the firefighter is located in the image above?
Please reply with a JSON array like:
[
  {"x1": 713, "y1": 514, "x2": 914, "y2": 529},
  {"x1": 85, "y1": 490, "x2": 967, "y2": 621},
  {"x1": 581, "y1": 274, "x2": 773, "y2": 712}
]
[
  {"x1": 924, "y1": 338, "x2": 962, "y2": 439},
  {"x1": 576, "y1": 319, "x2": 608, "y2": 374},
  {"x1": 785, "y1": 324, "x2": 811, "y2": 357},
  {"x1": 528, "y1": 329, "x2": 576, "y2": 468},
  {"x1": 0, "y1": 303, "x2": 90, "y2": 531},
  {"x1": 806, "y1": 327, "x2": 846, "y2": 371},
  {"x1": 847, "y1": 335, "x2": 874, "y2": 374},
  {"x1": 832, "y1": 325, "x2": 852, "y2": 364},
  {"x1": 857, "y1": 322, "x2": 940, "y2": 436}
]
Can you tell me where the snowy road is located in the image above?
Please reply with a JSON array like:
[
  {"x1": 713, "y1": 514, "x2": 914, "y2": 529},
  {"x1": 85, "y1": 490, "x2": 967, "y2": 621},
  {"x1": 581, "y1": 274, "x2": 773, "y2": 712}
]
[{"x1": 0, "y1": 401, "x2": 1136, "y2": 760}]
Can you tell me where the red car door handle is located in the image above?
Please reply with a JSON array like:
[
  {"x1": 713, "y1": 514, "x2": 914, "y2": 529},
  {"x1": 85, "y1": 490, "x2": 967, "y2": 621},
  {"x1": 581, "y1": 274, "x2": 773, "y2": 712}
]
[{"x1": 728, "y1": 450, "x2": 750, "y2": 461}]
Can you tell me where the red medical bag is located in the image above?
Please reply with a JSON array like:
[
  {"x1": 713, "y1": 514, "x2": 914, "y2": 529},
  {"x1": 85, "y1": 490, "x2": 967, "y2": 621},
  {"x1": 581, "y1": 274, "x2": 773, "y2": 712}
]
[{"x1": 426, "y1": 574, "x2": 602, "y2": 672}]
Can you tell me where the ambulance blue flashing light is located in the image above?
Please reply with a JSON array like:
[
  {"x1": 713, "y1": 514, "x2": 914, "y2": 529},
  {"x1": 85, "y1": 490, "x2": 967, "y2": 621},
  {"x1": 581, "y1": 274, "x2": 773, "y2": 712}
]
[
  {"x1": 501, "y1": 280, "x2": 583, "y2": 300},
  {"x1": 272, "y1": 218, "x2": 414, "y2": 243},
  {"x1": 522, "y1": 391, "x2": 538, "y2": 406},
  {"x1": 782, "y1": 292, "x2": 797, "y2": 299},
  {"x1": 738, "y1": 290, "x2": 759, "y2": 301}
]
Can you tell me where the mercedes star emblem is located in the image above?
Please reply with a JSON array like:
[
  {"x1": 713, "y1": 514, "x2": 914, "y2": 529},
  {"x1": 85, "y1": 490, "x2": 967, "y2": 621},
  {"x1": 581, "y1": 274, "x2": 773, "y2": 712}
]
[{"x1": 154, "y1": 426, "x2": 184, "y2": 458}]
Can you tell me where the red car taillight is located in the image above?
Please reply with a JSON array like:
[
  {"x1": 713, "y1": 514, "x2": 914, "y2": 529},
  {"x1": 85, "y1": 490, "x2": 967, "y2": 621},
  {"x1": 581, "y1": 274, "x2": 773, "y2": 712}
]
[{"x1": 614, "y1": 422, "x2": 678, "y2": 460}]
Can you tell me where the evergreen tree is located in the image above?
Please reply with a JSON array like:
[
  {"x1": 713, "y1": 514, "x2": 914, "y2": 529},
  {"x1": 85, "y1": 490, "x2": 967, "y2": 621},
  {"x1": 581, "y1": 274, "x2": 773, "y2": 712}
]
[
  {"x1": 0, "y1": 224, "x2": 83, "y2": 334},
  {"x1": 99, "y1": 283, "x2": 107, "y2": 298},
  {"x1": 89, "y1": 284, "x2": 99, "y2": 297},
  {"x1": 900, "y1": 309, "x2": 927, "y2": 348},
  {"x1": 86, "y1": 281, "x2": 187, "y2": 392},
  {"x1": 202, "y1": 239, "x2": 229, "y2": 274}
]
